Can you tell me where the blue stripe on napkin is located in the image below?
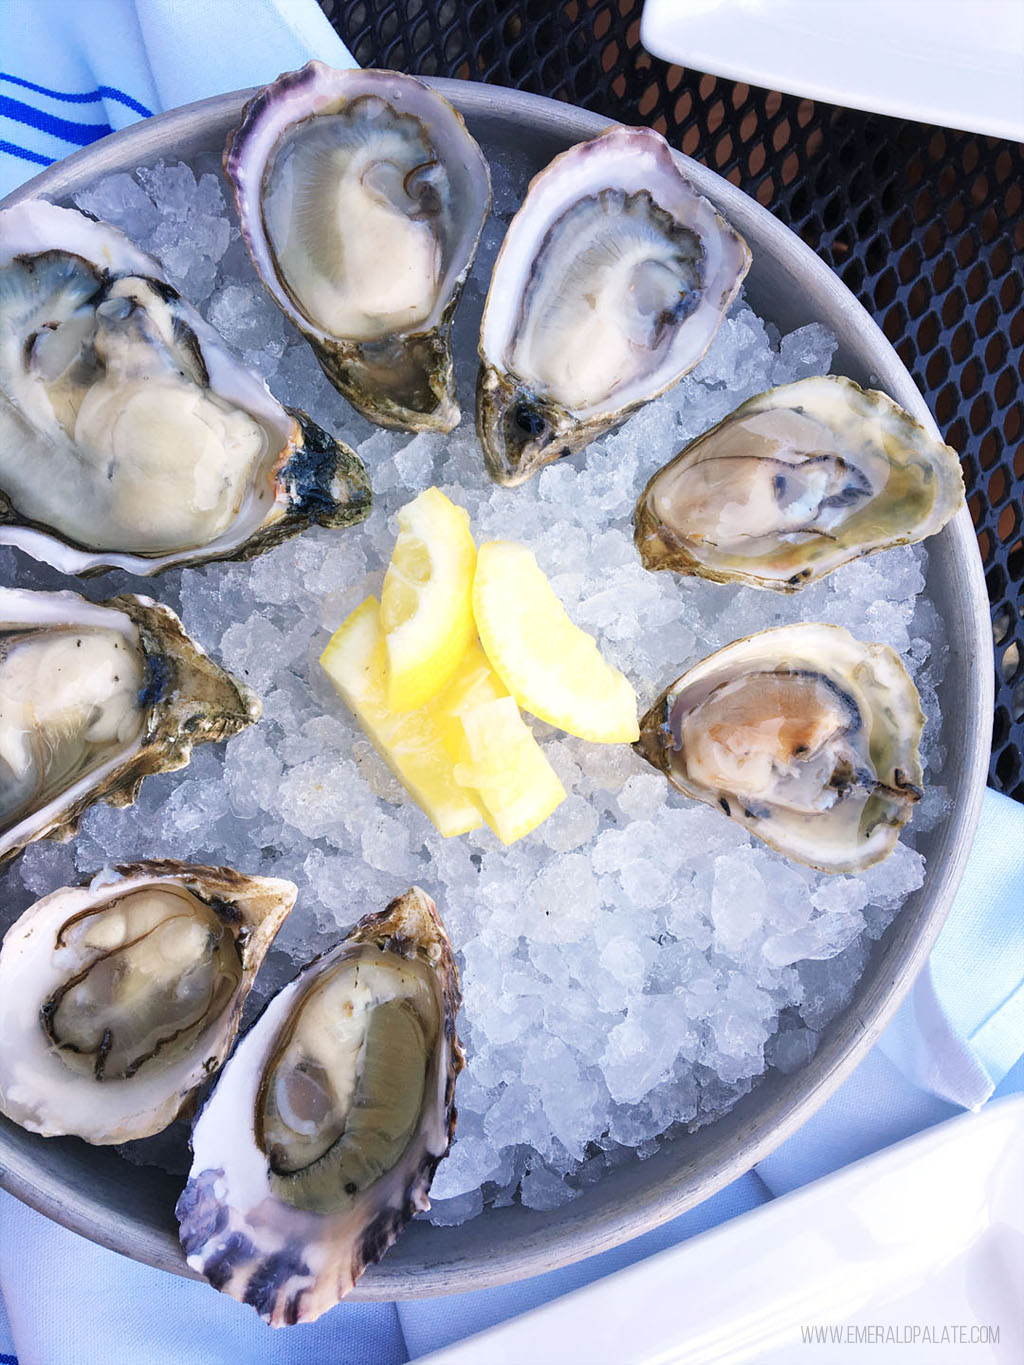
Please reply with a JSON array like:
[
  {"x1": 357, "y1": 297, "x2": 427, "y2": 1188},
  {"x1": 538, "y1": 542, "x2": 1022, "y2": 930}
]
[
  {"x1": 0, "y1": 73, "x2": 151, "y2": 118},
  {"x1": 0, "y1": 94, "x2": 111, "y2": 146},
  {"x1": 0, "y1": 138, "x2": 53, "y2": 167},
  {"x1": 0, "y1": 1352, "x2": 17, "y2": 1363}
]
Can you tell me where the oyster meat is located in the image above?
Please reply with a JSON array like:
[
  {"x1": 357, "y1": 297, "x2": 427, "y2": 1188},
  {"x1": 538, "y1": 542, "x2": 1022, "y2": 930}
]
[
  {"x1": 0, "y1": 587, "x2": 260, "y2": 864},
  {"x1": 225, "y1": 63, "x2": 491, "y2": 433},
  {"x1": 636, "y1": 624, "x2": 924, "y2": 873},
  {"x1": 477, "y1": 126, "x2": 750, "y2": 485},
  {"x1": 177, "y1": 886, "x2": 464, "y2": 1325},
  {"x1": 0, "y1": 862, "x2": 296, "y2": 1143},
  {"x1": 0, "y1": 201, "x2": 370, "y2": 575},
  {"x1": 634, "y1": 375, "x2": 965, "y2": 589}
]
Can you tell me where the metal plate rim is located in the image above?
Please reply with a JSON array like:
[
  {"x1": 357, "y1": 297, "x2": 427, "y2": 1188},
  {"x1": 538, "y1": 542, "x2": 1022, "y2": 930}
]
[{"x1": 0, "y1": 78, "x2": 993, "y2": 1299}]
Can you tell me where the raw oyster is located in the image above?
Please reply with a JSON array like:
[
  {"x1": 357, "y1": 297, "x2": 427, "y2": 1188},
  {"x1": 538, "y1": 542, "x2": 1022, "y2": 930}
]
[
  {"x1": 0, "y1": 587, "x2": 260, "y2": 864},
  {"x1": 225, "y1": 63, "x2": 491, "y2": 433},
  {"x1": 0, "y1": 201, "x2": 371, "y2": 576},
  {"x1": 634, "y1": 375, "x2": 965, "y2": 589},
  {"x1": 636, "y1": 624, "x2": 924, "y2": 873},
  {"x1": 0, "y1": 862, "x2": 296, "y2": 1143},
  {"x1": 477, "y1": 126, "x2": 750, "y2": 485},
  {"x1": 177, "y1": 886, "x2": 464, "y2": 1326}
]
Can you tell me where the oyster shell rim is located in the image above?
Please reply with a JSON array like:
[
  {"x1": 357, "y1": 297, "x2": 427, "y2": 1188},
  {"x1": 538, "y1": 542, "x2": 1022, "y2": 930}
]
[
  {"x1": 224, "y1": 62, "x2": 493, "y2": 434},
  {"x1": 476, "y1": 124, "x2": 752, "y2": 486},
  {"x1": 633, "y1": 373, "x2": 967, "y2": 592},
  {"x1": 0, "y1": 587, "x2": 261, "y2": 865},
  {"x1": 635, "y1": 622, "x2": 926, "y2": 874},
  {"x1": 177, "y1": 886, "x2": 464, "y2": 1326},
  {"x1": 0, "y1": 859, "x2": 297, "y2": 1144},
  {"x1": 0, "y1": 200, "x2": 372, "y2": 576}
]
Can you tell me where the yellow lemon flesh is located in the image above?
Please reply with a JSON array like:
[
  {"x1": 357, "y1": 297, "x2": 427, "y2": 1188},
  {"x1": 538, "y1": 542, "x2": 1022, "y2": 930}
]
[
  {"x1": 454, "y1": 696, "x2": 566, "y2": 844},
  {"x1": 320, "y1": 597, "x2": 485, "y2": 837},
  {"x1": 380, "y1": 487, "x2": 476, "y2": 712},
  {"x1": 433, "y1": 642, "x2": 510, "y2": 762},
  {"x1": 473, "y1": 540, "x2": 640, "y2": 743}
]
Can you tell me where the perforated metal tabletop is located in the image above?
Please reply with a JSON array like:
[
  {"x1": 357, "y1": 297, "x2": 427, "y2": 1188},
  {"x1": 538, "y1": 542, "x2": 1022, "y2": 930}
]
[{"x1": 319, "y1": 0, "x2": 1024, "y2": 803}]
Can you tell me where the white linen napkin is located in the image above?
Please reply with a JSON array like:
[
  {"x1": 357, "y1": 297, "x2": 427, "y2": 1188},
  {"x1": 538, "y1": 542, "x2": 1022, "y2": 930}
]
[
  {"x1": 0, "y1": 1, "x2": 1022, "y2": 1358},
  {"x1": 878, "y1": 789, "x2": 1024, "y2": 1106},
  {"x1": 0, "y1": 0, "x2": 354, "y2": 199}
]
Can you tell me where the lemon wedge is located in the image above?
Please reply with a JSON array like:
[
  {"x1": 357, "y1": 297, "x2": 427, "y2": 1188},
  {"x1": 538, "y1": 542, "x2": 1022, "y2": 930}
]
[
  {"x1": 321, "y1": 600, "x2": 562, "y2": 843},
  {"x1": 320, "y1": 596, "x2": 485, "y2": 837},
  {"x1": 472, "y1": 540, "x2": 640, "y2": 743},
  {"x1": 433, "y1": 641, "x2": 510, "y2": 761},
  {"x1": 380, "y1": 487, "x2": 476, "y2": 712},
  {"x1": 454, "y1": 696, "x2": 566, "y2": 844}
]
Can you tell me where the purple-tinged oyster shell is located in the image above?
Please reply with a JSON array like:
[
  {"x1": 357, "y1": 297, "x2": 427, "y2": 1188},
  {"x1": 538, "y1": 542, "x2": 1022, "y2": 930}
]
[{"x1": 177, "y1": 886, "x2": 464, "y2": 1326}]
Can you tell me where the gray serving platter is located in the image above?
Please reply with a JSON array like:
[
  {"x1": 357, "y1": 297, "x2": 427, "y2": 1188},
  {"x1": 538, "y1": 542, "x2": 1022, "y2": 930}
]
[{"x1": 0, "y1": 80, "x2": 993, "y2": 1298}]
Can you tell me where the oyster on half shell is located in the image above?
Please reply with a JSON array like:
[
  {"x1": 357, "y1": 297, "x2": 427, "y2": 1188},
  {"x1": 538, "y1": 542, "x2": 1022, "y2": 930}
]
[
  {"x1": 0, "y1": 202, "x2": 371, "y2": 576},
  {"x1": 636, "y1": 624, "x2": 924, "y2": 873},
  {"x1": 477, "y1": 126, "x2": 751, "y2": 485},
  {"x1": 177, "y1": 886, "x2": 464, "y2": 1326},
  {"x1": 0, "y1": 862, "x2": 296, "y2": 1144},
  {"x1": 0, "y1": 587, "x2": 260, "y2": 864},
  {"x1": 634, "y1": 375, "x2": 965, "y2": 590},
  {"x1": 225, "y1": 63, "x2": 492, "y2": 433}
]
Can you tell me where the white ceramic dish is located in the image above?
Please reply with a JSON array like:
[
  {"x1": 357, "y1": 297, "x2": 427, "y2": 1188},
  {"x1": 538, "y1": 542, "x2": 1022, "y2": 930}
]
[
  {"x1": 423, "y1": 1095, "x2": 1024, "y2": 1363},
  {"x1": 640, "y1": 0, "x2": 1024, "y2": 142}
]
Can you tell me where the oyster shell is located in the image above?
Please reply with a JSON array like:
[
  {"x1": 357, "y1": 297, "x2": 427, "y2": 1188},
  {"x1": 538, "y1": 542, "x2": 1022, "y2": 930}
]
[
  {"x1": 0, "y1": 861, "x2": 296, "y2": 1143},
  {"x1": 225, "y1": 63, "x2": 491, "y2": 433},
  {"x1": 177, "y1": 886, "x2": 464, "y2": 1326},
  {"x1": 634, "y1": 375, "x2": 965, "y2": 589},
  {"x1": 0, "y1": 587, "x2": 260, "y2": 864},
  {"x1": 0, "y1": 201, "x2": 371, "y2": 576},
  {"x1": 477, "y1": 126, "x2": 750, "y2": 485},
  {"x1": 636, "y1": 624, "x2": 924, "y2": 873}
]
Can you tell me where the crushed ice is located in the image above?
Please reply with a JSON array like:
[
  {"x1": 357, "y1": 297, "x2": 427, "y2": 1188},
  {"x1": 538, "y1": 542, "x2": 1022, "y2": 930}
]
[{"x1": 0, "y1": 145, "x2": 951, "y2": 1218}]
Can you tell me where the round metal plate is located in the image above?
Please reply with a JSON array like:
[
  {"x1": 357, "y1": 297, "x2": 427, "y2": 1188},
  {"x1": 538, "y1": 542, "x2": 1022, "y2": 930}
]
[{"x1": 0, "y1": 81, "x2": 992, "y2": 1298}]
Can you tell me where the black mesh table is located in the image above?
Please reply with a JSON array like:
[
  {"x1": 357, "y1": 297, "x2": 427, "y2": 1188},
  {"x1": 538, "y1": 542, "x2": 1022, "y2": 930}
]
[{"x1": 319, "y1": 0, "x2": 1024, "y2": 804}]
